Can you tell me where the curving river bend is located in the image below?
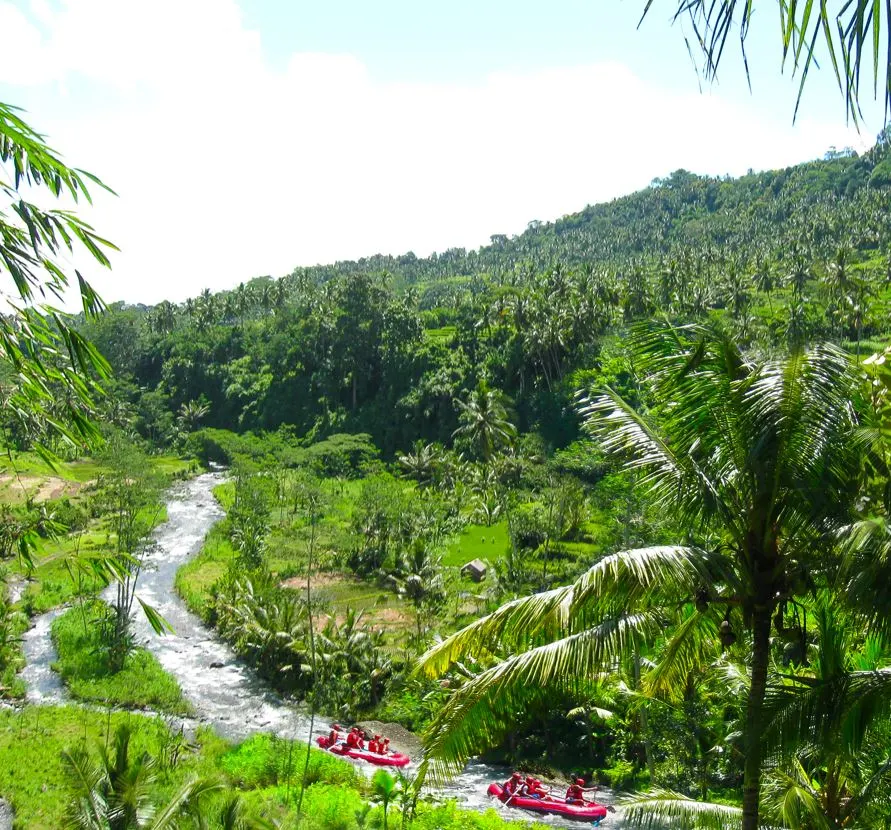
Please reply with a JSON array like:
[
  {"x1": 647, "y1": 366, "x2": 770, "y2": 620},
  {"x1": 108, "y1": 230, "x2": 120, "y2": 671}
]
[{"x1": 20, "y1": 472, "x2": 624, "y2": 827}]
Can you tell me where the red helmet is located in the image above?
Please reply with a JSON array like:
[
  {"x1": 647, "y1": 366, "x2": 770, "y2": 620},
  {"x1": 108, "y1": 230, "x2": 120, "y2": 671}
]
[
  {"x1": 576, "y1": 778, "x2": 585, "y2": 785},
  {"x1": 511, "y1": 772, "x2": 522, "y2": 779}
]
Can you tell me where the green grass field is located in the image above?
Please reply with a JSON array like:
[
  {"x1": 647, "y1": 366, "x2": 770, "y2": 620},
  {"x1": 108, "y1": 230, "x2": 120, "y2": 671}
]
[
  {"x1": 443, "y1": 521, "x2": 509, "y2": 567},
  {"x1": 0, "y1": 705, "x2": 370, "y2": 830}
]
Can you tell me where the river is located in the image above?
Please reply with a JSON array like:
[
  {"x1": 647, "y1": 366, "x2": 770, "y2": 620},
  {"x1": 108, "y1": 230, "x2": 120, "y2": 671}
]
[{"x1": 20, "y1": 472, "x2": 624, "y2": 827}]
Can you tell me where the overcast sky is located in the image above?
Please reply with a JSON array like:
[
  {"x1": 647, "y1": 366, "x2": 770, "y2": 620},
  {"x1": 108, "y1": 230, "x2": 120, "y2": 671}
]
[{"x1": 0, "y1": 1, "x2": 885, "y2": 305}]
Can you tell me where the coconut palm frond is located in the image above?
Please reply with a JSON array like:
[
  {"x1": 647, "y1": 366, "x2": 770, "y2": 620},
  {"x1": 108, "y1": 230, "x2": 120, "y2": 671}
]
[
  {"x1": 421, "y1": 611, "x2": 661, "y2": 781},
  {"x1": 646, "y1": 606, "x2": 720, "y2": 700},
  {"x1": 148, "y1": 777, "x2": 222, "y2": 830},
  {"x1": 762, "y1": 758, "x2": 831, "y2": 830},
  {"x1": 570, "y1": 545, "x2": 716, "y2": 613},
  {"x1": 763, "y1": 669, "x2": 891, "y2": 761},
  {"x1": 619, "y1": 789, "x2": 742, "y2": 830},
  {"x1": 840, "y1": 516, "x2": 891, "y2": 637},
  {"x1": 62, "y1": 747, "x2": 107, "y2": 830},
  {"x1": 416, "y1": 582, "x2": 575, "y2": 678},
  {"x1": 842, "y1": 754, "x2": 891, "y2": 824}
]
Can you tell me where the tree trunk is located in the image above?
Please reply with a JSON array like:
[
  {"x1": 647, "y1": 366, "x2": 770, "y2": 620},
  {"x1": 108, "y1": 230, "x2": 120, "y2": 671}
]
[
  {"x1": 296, "y1": 518, "x2": 318, "y2": 825},
  {"x1": 633, "y1": 646, "x2": 656, "y2": 784},
  {"x1": 742, "y1": 604, "x2": 772, "y2": 830}
]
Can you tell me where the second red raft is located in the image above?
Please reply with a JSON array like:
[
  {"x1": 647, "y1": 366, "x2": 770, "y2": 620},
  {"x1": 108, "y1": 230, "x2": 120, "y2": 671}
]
[
  {"x1": 316, "y1": 735, "x2": 411, "y2": 767},
  {"x1": 487, "y1": 782, "x2": 608, "y2": 823}
]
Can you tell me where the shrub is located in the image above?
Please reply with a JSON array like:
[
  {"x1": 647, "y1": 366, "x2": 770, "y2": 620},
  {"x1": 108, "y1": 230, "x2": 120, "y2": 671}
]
[
  {"x1": 302, "y1": 783, "x2": 366, "y2": 830},
  {"x1": 549, "y1": 439, "x2": 608, "y2": 485},
  {"x1": 220, "y1": 734, "x2": 358, "y2": 790},
  {"x1": 600, "y1": 758, "x2": 636, "y2": 790},
  {"x1": 304, "y1": 433, "x2": 380, "y2": 478}
]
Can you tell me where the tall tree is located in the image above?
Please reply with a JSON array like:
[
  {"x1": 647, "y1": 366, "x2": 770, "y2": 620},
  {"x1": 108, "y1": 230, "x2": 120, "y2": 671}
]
[
  {"x1": 417, "y1": 322, "x2": 862, "y2": 830},
  {"x1": 452, "y1": 381, "x2": 517, "y2": 462}
]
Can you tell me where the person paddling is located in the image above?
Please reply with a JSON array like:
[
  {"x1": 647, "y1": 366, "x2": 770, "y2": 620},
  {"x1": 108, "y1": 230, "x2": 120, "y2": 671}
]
[
  {"x1": 503, "y1": 772, "x2": 523, "y2": 797},
  {"x1": 523, "y1": 777, "x2": 549, "y2": 800},
  {"x1": 565, "y1": 777, "x2": 598, "y2": 805}
]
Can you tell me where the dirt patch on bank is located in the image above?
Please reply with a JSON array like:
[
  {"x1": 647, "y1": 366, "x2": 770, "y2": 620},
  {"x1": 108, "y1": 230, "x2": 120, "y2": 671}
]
[
  {"x1": 355, "y1": 720, "x2": 424, "y2": 758},
  {"x1": 280, "y1": 572, "x2": 345, "y2": 591},
  {"x1": 0, "y1": 473, "x2": 84, "y2": 503}
]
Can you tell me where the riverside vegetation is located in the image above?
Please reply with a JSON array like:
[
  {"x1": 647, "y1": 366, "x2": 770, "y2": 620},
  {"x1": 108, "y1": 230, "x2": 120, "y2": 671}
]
[{"x1": 4, "y1": 4, "x2": 891, "y2": 824}]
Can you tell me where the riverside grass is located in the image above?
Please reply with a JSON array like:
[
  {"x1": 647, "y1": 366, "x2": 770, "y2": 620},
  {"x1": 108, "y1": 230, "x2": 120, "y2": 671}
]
[
  {"x1": 0, "y1": 706, "x2": 530, "y2": 830},
  {"x1": 50, "y1": 601, "x2": 192, "y2": 716}
]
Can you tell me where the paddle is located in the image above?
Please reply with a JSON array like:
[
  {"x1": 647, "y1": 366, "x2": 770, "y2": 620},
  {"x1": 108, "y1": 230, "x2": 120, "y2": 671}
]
[{"x1": 501, "y1": 780, "x2": 522, "y2": 807}]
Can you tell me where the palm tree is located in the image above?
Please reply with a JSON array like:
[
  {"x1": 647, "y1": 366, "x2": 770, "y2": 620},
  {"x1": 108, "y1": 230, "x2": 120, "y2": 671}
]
[
  {"x1": 63, "y1": 725, "x2": 218, "y2": 829},
  {"x1": 621, "y1": 596, "x2": 891, "y2": 829},
  {"x1": 417, "y1": 322, "x2": 862, "y2": 830},
  {"x1": 394, "y1": 540, "x2": 445, "y2": 648},
  {"x1": 452, "y1": 381, "x2": 517, "y2": 462},
  {"x1": 758, "y1": 595, "x2": 891, "y2": 829},
  {"x1": 177, "y1": 400, "x2": 210, "y2": 434},
  {"x1": 371, "y1": 769, "x2": 399, "y2": 830},
  {"x1": 397, "y1": 441, "x2": 438, "y2": 486}
]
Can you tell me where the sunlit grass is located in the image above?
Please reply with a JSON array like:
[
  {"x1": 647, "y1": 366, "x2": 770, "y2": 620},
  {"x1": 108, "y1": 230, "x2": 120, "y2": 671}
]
[{"x1": 51, "y1": 602, "x2": 192, "y2": 716}]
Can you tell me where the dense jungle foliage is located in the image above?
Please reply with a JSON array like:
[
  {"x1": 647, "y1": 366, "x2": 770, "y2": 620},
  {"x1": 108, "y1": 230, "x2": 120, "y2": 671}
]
[{"x1": 71, "y1": 132, "x2": 891, "y2": 458}]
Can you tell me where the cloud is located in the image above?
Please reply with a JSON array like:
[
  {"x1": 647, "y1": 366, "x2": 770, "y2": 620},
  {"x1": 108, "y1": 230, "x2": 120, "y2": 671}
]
[{"x1": 0, "y1": 0, "x2": 869, "y2": 305}]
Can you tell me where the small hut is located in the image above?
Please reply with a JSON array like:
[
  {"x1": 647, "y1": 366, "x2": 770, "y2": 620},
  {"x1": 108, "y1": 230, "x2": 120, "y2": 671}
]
[{"x1": 461, "y1": 558, "x2": 488, "y2": 582}]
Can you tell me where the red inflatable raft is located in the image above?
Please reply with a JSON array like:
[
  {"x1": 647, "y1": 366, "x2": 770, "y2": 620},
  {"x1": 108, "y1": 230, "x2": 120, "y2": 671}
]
[
  {"x1": 488, "y1": 783, "x2": 608, "y2": 823},
  {"x1": 316, "y1": 736, "x2": 411, "y2": 768}
]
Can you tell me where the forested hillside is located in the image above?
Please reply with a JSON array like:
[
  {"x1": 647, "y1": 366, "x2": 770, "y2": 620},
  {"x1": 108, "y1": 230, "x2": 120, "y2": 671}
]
[{"x1": 73, "y1": 132, "x2": 891, "y2": 457}]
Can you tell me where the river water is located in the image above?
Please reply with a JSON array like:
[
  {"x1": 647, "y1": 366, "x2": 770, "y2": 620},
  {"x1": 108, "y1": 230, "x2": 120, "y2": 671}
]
[{"x1": 19, "y1": 472, "x2": 624, "y2": 827}]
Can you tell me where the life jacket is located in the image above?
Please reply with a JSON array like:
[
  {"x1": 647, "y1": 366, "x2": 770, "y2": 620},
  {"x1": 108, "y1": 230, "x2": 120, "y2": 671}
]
[
  {"x1": 346, "y1": 732, "x2": 358, "y2": 748},
  {"x1": 566, "y1": 784, "x2": 584, "y2": 803},
  {"x1": 369, "y1": 740, "x2": 379, "y2": 753}
]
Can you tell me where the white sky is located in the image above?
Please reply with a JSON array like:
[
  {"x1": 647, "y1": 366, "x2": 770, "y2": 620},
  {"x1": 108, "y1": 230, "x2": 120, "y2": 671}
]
[{"x1": 0, "y1": 0, "x2": 872, "y2": 305}]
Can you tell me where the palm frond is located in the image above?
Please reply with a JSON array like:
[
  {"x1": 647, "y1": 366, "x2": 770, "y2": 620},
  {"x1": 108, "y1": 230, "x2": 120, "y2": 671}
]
[
  {"x1": 645, "y1": 606, "x2": 720, "y2": 700},
  {"x1": 148, "y1": 777, "x2": 222, "y2": 830},
  {"x1": 570, "y1": 545, "x2": 718, "y2": 613},
  {"x1": 762, "y1": 758, "x2": 831, "y2": 830},
  {"x1": 619, "y1": 789, "x2": 742, "y2": 830},
  {"x1": 416, "y1": 583, "x2": 575, "y2": 678},
  {"x1": 62, "y1": 747, "x2": 106, "y2": 830},
  {"x1": 421, "y1": 611, "x2": 662, "y2": 780},
  {"x1": 842, "y1": 754, "x2": 891, "y2": 824},
  {"x1": 762, "y1": 668, "x2": 891, "y2": 761}
]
